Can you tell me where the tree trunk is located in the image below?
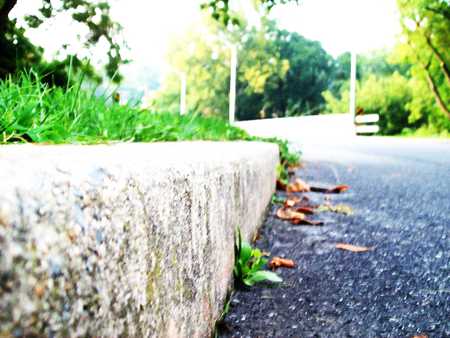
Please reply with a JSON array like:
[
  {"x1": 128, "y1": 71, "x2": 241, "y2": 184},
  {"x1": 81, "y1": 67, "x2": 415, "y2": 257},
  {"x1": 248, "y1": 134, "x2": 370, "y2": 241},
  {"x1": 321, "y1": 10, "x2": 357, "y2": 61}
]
[
  {"x1": 0, "y1": 0, "x2": 18, "y2": 77},
  {"x1": 408, "y1": 38, "x2": 450, "y2": 120},
  {"x1": 0, "y1": 0, "x2": 17, "y2": 31},
  {"x1": 424, "y1": 64, "x2": 450, "y2": 119},
  {"x1": 425, "y1": 35, "x2": 450, "y2": 86}
]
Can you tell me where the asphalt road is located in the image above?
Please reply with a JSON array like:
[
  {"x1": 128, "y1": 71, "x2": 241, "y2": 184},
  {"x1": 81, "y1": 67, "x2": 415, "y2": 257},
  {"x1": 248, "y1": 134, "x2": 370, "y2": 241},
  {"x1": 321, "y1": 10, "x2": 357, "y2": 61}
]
[{"x1": 221, "y1": 137, "x2": 450, "y2": 338}]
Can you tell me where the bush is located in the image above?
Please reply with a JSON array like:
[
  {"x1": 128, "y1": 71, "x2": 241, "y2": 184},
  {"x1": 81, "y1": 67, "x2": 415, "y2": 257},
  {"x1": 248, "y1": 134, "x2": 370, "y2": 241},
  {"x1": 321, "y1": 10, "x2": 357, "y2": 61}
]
[
  {"x1": 357, "y1": 73, "x2": 413, "y2": 135},
  {"x1": 323, "y1": 72, "x2": 415, "y2": 135}
]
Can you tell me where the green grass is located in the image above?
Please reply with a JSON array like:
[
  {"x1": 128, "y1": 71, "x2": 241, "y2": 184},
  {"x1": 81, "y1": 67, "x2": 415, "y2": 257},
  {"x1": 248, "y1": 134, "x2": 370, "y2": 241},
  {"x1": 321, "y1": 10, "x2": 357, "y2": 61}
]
[
  {"x1": 0, "y1": 72, "x2": 300, "y2": 166},
  {"x1": 0, "y1": 72, "x2": 246, "y2": 143}
]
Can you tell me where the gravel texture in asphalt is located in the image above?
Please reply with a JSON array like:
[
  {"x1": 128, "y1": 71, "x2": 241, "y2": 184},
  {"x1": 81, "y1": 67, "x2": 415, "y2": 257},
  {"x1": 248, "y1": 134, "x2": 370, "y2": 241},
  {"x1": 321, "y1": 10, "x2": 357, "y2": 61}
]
[{"x1": 220, "y1": 139, "x2": 450, "y2": 338}]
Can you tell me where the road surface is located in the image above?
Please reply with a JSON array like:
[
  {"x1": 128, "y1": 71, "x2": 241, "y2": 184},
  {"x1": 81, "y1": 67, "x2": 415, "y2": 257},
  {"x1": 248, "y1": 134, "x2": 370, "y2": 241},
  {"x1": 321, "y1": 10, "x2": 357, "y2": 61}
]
[{"x1": 221, "y1": 136, "x2": 450, "y2": 337}]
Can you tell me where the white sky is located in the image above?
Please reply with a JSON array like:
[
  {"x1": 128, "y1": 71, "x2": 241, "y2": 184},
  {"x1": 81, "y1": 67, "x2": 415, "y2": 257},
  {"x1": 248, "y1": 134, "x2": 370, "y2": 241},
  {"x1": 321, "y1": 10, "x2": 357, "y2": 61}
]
[
  {"x1": 112, "y1": 0, "x2": 401, "y2": 67},
  {"x1": 270, "y1": 0, "x2": 401, "y2": 56},
  {"x1": 12, "y1": 0, "x2": 401, "y2": 89}
]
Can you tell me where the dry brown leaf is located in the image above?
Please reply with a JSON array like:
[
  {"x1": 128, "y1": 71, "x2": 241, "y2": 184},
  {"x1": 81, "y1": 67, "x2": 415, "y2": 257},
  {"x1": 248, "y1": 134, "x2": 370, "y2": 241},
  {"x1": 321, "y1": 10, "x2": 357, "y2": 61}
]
[
  {"x1": 296, "y1": 207, "x2": 315, "y2": 215},
  {"x1": 287, "y1": 178, "x2": 311, "y2": 193},
  {"x1": 336, "y1": 243, "x2": 374, "y2": 253},
  {"x1": 287, "y1": 164, "x2": 301, "y2": 175},
  {"x1": 287, "y1": 195, "x2": 304, "y2": 202},
  {"x1": 283, "y1": 195, "x2": 302, "y2": 207},
  {"x1": 284, "y1": 196, "x2": 315, "y2": 209},
  {"x1": 268, "y1": 257, "x2": 296, "y2": 270},
  {"x1": 292, "y1": 218, "x2": 324, "y2": 226},
  {"x1": 252, "y1": 231, "x2": 262, "y2": 242},
  {"x1": 310, "y1": 184, "x2": 350, "y2": 194},
  {"x1": 327, "y1": 185, "x2": 350, "y2": 194},
  {"x1": 276, "y1": 208, "x2": 305, "y2": 221},
  {"x1": 34, "y1": 284, "x2": 45, "y2": 298},
  {"x1": 284, "y1": 199, "x2": 297, "y2": 208},
  {"x1": 67, "y1": 229, "x2": 77, "y2": 243},
  {"x1": 276, "y1": 180, "x2": 287, "y2": 191}
]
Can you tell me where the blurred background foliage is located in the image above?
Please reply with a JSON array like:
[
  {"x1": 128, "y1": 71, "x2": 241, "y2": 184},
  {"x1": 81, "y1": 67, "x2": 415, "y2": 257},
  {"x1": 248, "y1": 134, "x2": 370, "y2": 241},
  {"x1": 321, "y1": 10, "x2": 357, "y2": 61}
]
[
  {"x1": 1, "y1": 0, "x2": 449, "y2": 136},
  {"x1": 0, "y1": 0, "x2": 125, "y2": 85}
]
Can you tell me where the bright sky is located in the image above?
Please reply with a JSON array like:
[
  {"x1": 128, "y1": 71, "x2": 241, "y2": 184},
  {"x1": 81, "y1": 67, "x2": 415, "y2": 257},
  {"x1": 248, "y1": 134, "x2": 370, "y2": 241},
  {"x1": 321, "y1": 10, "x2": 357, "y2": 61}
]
[
  {"x1": 112, "y1": 0, "x2": 401, "y2": 67},
  {"x1": 12, "y1": 0, "x2": 401, "y2": 90},
  {"x1": 270, "y1": 0, "x2": 401, "y2": 56}
]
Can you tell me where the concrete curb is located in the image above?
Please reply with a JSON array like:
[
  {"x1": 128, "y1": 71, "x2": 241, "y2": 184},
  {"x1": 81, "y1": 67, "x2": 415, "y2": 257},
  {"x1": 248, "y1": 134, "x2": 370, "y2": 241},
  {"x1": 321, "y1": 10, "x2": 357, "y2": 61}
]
[{"x1": 0, "y1": 141, "x2": 278, "y2": 337}]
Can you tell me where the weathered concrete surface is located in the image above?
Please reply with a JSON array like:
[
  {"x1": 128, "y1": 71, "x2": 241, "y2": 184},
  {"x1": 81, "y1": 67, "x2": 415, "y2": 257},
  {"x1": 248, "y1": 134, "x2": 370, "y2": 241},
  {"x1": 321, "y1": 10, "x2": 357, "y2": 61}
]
[{"x1": 0, "y1": 141, "x2": 278, "y2": 337}]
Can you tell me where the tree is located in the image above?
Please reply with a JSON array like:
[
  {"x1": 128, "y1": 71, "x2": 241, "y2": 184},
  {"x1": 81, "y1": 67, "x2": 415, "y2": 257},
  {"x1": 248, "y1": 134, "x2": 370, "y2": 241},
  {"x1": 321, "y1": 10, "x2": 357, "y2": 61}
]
[
  {"x1": 236, "y1": 21, "x2": 334, "y2": 119},
  {"x1": 323, "y1": 72, "x2": 416, "y2": 135},
  {"x1": 396, "y1": 0, "x2": 450, "y2": 119},
  {"x1": 151, "y1": 16, "x2": 291, "y2": 119},
  {"x1": 201, "y1": 0, "x2": 299, "y2": 26},
  {"x1": 150, "y1": 18, "x2": 231, "y2": 116},
  {"x1": 235, "y1": 20, "x2": 290, "y2": 120},
  {"x1": 151, "y1": 16, "x2": 335, "y2": 121},
  {"x1": 0, "y1": 0, "x2": 125, "y2": 82},
  {"x1": 271, "y1": 28, "x2": 334, "y2": 116}
]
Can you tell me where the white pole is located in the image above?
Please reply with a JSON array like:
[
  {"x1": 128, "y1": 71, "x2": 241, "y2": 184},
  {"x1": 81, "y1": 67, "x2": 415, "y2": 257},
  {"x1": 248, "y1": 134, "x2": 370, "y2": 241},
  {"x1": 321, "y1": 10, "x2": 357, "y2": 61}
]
[
  {"x1": 349, "y1": 50, "x2": 357, "y2": 131},
  {"x1": 229, "y1": 45, "x2": 237, "y2": 125},
  {"x1": 180, "y1": 72, "x2": 187, "y2": 115}
]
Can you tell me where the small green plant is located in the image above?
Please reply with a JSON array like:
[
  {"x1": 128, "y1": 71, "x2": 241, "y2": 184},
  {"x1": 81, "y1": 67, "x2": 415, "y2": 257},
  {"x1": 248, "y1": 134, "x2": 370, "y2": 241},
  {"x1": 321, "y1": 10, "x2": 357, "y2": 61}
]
[
  {"x1": 276, "y1": 163, "x2": 289, "y2": 185},
  {"x1": 234, "y1": 228, "x2": 282, "y2": 287},
  {"x1": 271, "y1": 194, "x2": 285, "y2": 205},
  {"x1": 250, "y1": 136, "x2": 300, "y2": 168}
]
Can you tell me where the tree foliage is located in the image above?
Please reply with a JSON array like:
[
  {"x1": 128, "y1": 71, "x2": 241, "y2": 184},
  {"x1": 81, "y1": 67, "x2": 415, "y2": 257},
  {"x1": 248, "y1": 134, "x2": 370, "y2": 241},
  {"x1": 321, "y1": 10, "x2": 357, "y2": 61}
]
[
  {"x1": 152, "y1": 17, "x2": 333, "y2": 121},
  {"x1": 323, "y1": 0, "x2": 450, "y2": 136},
  {"x1": 323, "y1": 49, "x2": 450, "y2": 135},
  {"x1": 201, "y1": 0, "x2": 299, "y2": 26},
  {"x1": 0, "y1": 0, "x2": 125, "y2": 82},
  {"x1": 395, "y1": 0, "x2": 450, "y2": 119},
  {"x1": 151, "y1": 19, "x2": 232, "y2": 116},
  {"x1": 236, "y1": 22, "x2": 334, "y2": 119}
]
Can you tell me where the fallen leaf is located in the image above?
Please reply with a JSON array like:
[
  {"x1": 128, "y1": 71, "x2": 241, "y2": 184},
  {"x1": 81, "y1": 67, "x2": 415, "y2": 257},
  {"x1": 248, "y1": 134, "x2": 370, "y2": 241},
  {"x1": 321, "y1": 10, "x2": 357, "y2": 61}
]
[
  {"x1": 268, "y1": 257, "x2": 296, "y2": 269},
  {"x1": 285, "y1": 196, "x2": 315, "y2": 208},
  {"x1": 276, "y1": 208, "x2": 305, "y2": 221},
  {"x1": 296, "y1": 207, "x2": 315, "y2": 215},
  {"x1": 317, "y1": 203, "x2": 353, "y2": 216},
  {"x1": 252, "y1": 231, "x2": 262, "y2": 242},
  {"x1": 67, "y1": 229, "x2": 77, "y2": 243},
  {"x1": 336, "y1": 243, "x2": 374, "y2": 252},
  {"x1": 287, "y1": 164, "x2": 301, "y2": 174},
  {"x1": 287, "y1": 178, "x2": 310, "y2": 193},
  {"x1": 292, "y1": 218, "x2": 324, "y2": 226},
  {"x1": 34, "y1": 284, "x2": 45, "y2": 298},
  {"x1": 310, "y1": 186, "x2": 329, "y2": 193},
  {"x1": 327, "y1": 185, "x2": 350, "y2": 193},
  {"x1": 276, "y1": 179, "x2": 287, "y2": 191},
  {"x1": 310, "y1": 184, "x2": 350, "y2": 194},
  {"x1": 284, "y1": 199, "x2": 297, "y2": 208}
]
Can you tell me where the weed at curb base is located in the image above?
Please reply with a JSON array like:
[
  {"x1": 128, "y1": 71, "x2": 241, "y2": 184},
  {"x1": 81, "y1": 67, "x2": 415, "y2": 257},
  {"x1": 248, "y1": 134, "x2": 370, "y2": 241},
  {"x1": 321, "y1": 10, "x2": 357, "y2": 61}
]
[{"x1": 233, "y1": 228, "x2": 282, "y2": 288}]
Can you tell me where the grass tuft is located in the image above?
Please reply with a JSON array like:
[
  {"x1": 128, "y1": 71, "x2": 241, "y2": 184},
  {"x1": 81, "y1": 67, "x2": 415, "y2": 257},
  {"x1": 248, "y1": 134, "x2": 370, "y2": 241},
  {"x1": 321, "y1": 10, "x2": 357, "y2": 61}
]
[{"x1": 0, "y1": 71, "x2": 300, "y2": 168}]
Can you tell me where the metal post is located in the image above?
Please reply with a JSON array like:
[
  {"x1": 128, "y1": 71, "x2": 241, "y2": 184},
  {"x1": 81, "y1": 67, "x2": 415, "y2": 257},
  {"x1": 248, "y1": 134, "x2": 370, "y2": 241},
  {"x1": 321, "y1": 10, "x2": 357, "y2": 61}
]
[
  {"x1": 180, "y1": 72, "x2": 187, "y2": 115},
  {"x1": 349, "y1": 50, "x2": 357, "y2": 131},
  {"x1": 229, "y1": 45, "x2": 237, "y2": 125}
]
